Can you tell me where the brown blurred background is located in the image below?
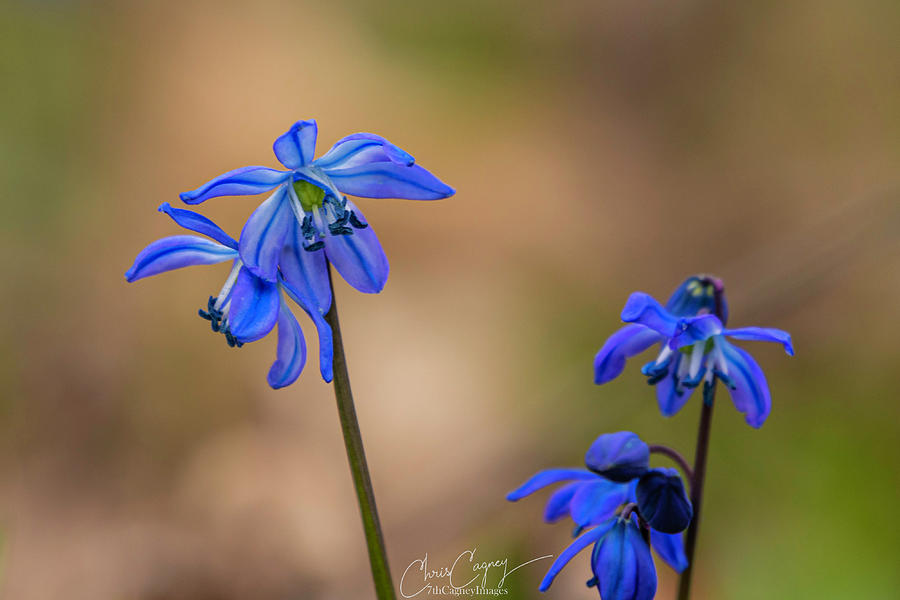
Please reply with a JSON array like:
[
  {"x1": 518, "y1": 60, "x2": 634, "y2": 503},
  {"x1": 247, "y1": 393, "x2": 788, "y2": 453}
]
[{"x1": 1, "y1": 0, "x2": 899, "y2": 598}]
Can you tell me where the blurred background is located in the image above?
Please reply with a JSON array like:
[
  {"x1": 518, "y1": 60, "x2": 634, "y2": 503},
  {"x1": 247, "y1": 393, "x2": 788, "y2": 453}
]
[{"x1": 1, "y1": 0, "x2": 898, "y2": 598}]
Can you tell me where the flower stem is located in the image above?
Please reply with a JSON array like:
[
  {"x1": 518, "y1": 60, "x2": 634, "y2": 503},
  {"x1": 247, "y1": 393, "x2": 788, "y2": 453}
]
[
  {"x1": 676, "y1": 284, "x2": 726, "y2": 600},
  {"x1": 648, "y1": 444, "x2": 694, "y2": 483},
  {"x1": 324, "y1": 265, "x2": 396, "y2": 600}
]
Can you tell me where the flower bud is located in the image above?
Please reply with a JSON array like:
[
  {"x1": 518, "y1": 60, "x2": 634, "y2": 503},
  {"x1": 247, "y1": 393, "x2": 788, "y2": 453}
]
[
  {"x1": 585, "y1": 432, "x2": 649, "y2": 482},
  {"x1": 635, "y1": 468, "x2": 693, "y2": 534}
]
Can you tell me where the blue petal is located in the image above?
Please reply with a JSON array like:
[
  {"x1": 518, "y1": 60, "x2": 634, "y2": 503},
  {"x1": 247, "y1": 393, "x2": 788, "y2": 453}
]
[
  {"x1": 125, "y1": 235, "x2": 237, "y2": 282},
  {"x1": 570, "y1": 480, "x2": 630, "y2": 527},
  {"x1": 720, "y1": 340, "x2": 772, "y2": 428},
  {"x1": 273, "y1": 119, "x2": 318, "y2": 169},
  {"x1": 314, "y1": 132, "x2": 415, "y2": 170},
  {"x1": 267, "y1": 300, "x2": 307, "y2": 389},
  {"x1": 238, "y1": 185, "x2": 294, "y2": 282},
  {"x1": 656, "y1": 359, "x2": 697, "y2": 417},
  {"x1": 650, "y1": 530, "x2": 688, "y2": 573},
  {"x1": 158, "y1": 202, "x2": 237, "y2": 249},
  {"x1": 280, "y1": 216, "x2": 332, "y2": 315},
  {"x1": 584, "y1": 431, "x2": 650, "y2": 482},
  {"x1": 179, "y1": 166, "x2": 290, "y2": 204},
  {"x1": 594, "y1": 516, "x2": 657, "y2": 600},
  {"x1": 665, "y1": 275, "x2": 723, "y2": 319},
  {"x1": 322, "y1": 162, "x2": 454, "y2": 200},
  {"x1": 669, "y1": 314, "x2": 724, "y2": 350},
  {"x1": 506, "y1": 468, "x2": 598, "y2": 502},
  {"x1": 621, "y1": 293, "x2": 679, "y2": 337},
  {"x1": 594, "y1": 325, "x2": 663, "y2": 384},
  {"x1": 227, "y1": 267, "x2": 280, "y2": 343},
  {"x1": 538, "y1": 521, "x2": 615, "y2": 592},
  {"x1": 324, "y1": 204, "x2": 389, "y2": 293},
  {"x1": 544, "y1": 481, "x2": 582, "y2": 523},
  {"x1": 725, "y1": 326, "x2": 794, "y2": 356},
  {"x1": 280, "y1": 277, "x2": 335, "y2": 383}
]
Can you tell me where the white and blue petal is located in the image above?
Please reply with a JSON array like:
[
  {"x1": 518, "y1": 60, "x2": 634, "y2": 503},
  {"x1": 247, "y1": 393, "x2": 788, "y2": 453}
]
[
  {"x1": 273, "y1": 119, "x2": 318, "y2": 169},
  {"x1": 227, "y1": 267, "x2": 280, "y2": 343},
  {"x1": 621, "y1": 293, "x2": 680, "y2": 337},
  {"x1": 280, "y1": 217, "x2": 332, "y2": 315},
  {"x1": 238, "y1": 185, "x2": 294, "y2": 282},
  {"x1": 506, "y1": 468, "x2": 598, "y2": 502},
  {"x1": 125, "y1": 235, "x2": 237, "y2": 282},
  {"x1": 324, "y1": 204, "x2": 389, "y2": 293},
  {"x1": 669, "y1": 314, "x2": 724, "y2": 350},
  {"x1": 724, "y1": 326, "x2": 794, "y2": 355},
  {"x1": 267, "y1": 299, "x2": 307, "y2": 389},
  {"x1": 649, "y1": 530, "x2": 688, "y2": 573},
  {"x1": 321, "y1": 162, "x2": 455, "y2": 200},
  {"x1": 158, "y1": 202, "x2": 237, "y2": 249},
  {"x1": 314, "y1": 132, "x2": 415, "y2": 170},
  {"x1": 538, "y1": 521, "x2": 616, "y2": 592},
  {"x1": 594, "y1": 325, "x2": 663, "y2": 384},
  {"x1": 179, "y1": 166, "x2": 290, "y2": 205},
  {"x1": 719, "y1": 340, "x2": 772, "y2": 428}
]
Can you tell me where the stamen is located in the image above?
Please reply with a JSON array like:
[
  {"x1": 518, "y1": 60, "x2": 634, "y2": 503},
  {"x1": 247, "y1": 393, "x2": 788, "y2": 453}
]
[
  {"x1": 349, "y1": 211, "x2": 368, "y2": 229},
  {"x1": 214, "y1": 260, "x2": 242, "y2": 311}
]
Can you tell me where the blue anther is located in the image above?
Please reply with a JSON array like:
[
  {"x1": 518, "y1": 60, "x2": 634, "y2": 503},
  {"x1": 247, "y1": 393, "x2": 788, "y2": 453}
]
[
  {"x1": 349, "y1": 211, "x2": 368, "y2": 229},
  {"x1": 304, "y1": 241, "x2": 325, "y2": 252}
]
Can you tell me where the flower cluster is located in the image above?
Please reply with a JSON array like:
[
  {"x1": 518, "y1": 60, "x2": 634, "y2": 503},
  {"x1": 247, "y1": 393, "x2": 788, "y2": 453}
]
[
  {"x1": 126, "y1": 120, "x2": 454, "y2": 388},
  {"x1": 508, "y1": 432, "x2": 693, "y2": 600},
  {"x1": 594, "y1": 276, "x2": 794, "y2": 427}
]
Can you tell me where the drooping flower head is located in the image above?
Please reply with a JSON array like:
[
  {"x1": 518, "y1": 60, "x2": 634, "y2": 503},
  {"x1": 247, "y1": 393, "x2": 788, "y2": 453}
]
[
  {"x1": 125, "y1": 204, "x2": 333, "y2": 388},
  {"x1": 506, "y1": 432, "x2": 693, "y2": 596},
  {"x1": 594, "y1": 276, "x2": 793, "y2": 427},
  {"x1": 180, "y1": 120, "x2": 455, "y2": 295}
]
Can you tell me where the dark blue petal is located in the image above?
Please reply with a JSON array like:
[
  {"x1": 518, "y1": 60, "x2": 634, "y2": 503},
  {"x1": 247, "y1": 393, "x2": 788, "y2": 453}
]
[
  {"x1": 594, "y1": 325, "x2": 663, "y2": 384},
  {"x1": 665, "y1": 275, "x2": 726, "y2": 322},
  {"x1": 650, "y1": 530, "x2": 688, "y2": 573},
  {"x1": 322, "y1": 162, "x2": 454, "y2": 200},
  {"x1": 656, "y1": 361, "x2": 697, "y2": 417},
  {"x1": 267, "y1": 300, "x2": 307, "y2": 389},
  {"x1": 280, "y1": 278, "x2": 334, "y2": 383},
  {"x1": 125, "y1": 236, "x2": 237, "y2": 282},
  {"x1": 669, "y1": 314, "x2": 724, "y2": 350},
  {"x1": 724, "y1": 326, "x2": 794, "y2": 355},
  {"x1": 273, "y1": 119, "x2": 318, "y2": 169},
  {"x1": 228, "y1": 267, "x2": 280, "y2": 343},
  {"x1": 179, "y1": 166, "x2": 290, "y2": 204},
  {"x1": 538, "y1": 521, "x2": 616, "y2": 592},
  {"x1": 635, "y1": 468, "x2": 693, "y2": 534},
  {"x1": 506, "y1": 468, "x2": 598, "y2": 502},
  {"x1": 238, "y1": 185, "x2": 294, "y2": 282},
  {"x1": 720, "y1": 340, "x2": 772, "y2": 428},
  {"x1": 593, "y1": 516, "x2": 657, "y2": 600},
  {"x1": 584, "y1": 432, "x2": 650, "y2": 482},
  {"x1": 544, "y1": 481, "x2": 582, "y2": 523},
  {"x1": 158, "y1": 202, "x2": 238, "y2": 249},
  {"x1": 621, "y1": 293, "x2": 679, "y2": 337},
  {"x1": 570, "y1": 479, "x2": 631, "y2": 527},
  {"x1": 324, "y1": 204, "x2": 389, "y2": 293},
  {"x1": 314, "y1": 132, "x2": 415, "y2": 170}
]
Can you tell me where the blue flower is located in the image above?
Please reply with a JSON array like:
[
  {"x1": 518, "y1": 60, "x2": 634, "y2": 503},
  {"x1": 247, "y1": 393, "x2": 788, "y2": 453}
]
[
  {"x1": 594, "y1": 280, "x2": 793, "y2": 428},
  {"x1": 179, "y1": 120, "x2": 455, "y2": 294},
  {"x1": 539, "y1": 513, "x2": 657, "y2": 600},
  {"x1": 507, "y1": 468, "x2": 689, "y2": 578},
  {"x1": 125, "y1": 203, "x2": 334, "y2": 388},
  {"x1": 635, "y1": 468, "x2": 693, "y2": 534}
]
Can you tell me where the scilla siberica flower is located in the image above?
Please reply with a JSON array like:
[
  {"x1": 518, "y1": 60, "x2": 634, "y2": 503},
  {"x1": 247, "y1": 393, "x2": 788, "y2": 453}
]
[
  {"x1": 179, "y1": 119, "x2": 455, "y2": 294},
  {"x1": 594, "y1": 276, "x2": 794, "y2": 428},
  {"x1": 507, "y1": 432, "x2": 692, "y2": 598},
  {"x1": 126, "y1": 203, "x2": 332, "y2": 388}
]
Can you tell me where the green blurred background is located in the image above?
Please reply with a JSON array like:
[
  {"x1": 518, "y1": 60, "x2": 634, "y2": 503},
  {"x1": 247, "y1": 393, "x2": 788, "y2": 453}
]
[{"x1": 1, "y1": 0, "x2": 898, "y2": 598}]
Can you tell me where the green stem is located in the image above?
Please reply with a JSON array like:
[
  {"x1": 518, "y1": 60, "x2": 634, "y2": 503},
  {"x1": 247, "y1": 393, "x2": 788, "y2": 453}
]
[{"x1": 324, "y1": 265, "x2": 396, "y2": 600}]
